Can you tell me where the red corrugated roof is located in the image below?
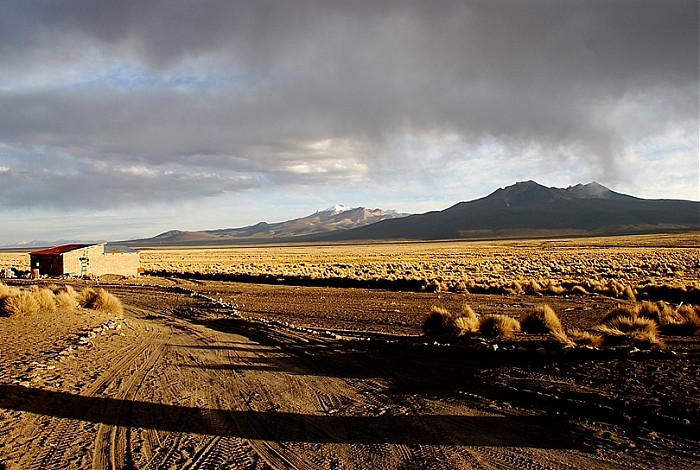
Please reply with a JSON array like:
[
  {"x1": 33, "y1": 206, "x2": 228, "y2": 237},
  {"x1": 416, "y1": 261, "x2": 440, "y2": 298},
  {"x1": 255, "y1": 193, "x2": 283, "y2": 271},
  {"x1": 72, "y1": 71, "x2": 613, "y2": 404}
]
[{"x1": 30, "y1": 244, "x2": 92, "y2": 255}]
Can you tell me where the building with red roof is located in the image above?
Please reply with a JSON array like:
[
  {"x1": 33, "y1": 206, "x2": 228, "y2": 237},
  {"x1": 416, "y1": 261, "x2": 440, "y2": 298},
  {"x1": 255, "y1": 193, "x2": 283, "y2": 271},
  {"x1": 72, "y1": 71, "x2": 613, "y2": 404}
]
[{"x1": 29, "y1": 243, "x2": 140, "y2": 277}]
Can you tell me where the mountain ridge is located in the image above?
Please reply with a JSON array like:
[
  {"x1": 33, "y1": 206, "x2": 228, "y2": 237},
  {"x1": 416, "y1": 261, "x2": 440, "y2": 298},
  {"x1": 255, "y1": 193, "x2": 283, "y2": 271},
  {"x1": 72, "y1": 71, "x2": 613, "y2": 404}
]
[
  {"x1": 131, "y1": 206, "x2": 408, "y2": 245},
  {"x1": 314, "y1": 181, "x2": 698, "y2": 242},
  {"x1": 124, "y1": 181, "x2": 699, "y2": 246}
]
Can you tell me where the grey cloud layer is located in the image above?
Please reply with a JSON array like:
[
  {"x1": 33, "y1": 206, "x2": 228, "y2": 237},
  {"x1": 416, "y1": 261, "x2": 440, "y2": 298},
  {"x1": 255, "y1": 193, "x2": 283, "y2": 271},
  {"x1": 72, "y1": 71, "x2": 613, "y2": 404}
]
[{"x1": 0, "y1": 0, "x2": 697, "y2": 210}]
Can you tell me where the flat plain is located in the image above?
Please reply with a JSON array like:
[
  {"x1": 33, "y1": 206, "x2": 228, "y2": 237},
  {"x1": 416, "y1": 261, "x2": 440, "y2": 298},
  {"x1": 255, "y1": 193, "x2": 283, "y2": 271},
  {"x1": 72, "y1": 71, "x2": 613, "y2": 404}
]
[{"x1": 0, "y1": 233, "x2": 699, "y2": 469}]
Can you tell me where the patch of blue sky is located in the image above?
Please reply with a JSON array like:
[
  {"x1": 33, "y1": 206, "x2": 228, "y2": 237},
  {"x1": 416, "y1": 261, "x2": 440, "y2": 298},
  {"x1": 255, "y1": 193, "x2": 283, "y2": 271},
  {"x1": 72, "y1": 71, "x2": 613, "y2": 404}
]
[
  {"x1": 626, "y1": 126, "x2": 697, "y2": 163},
  {"x1": 66, "y1": 59, "x2": 265, "y2": 92},
  {"x1": 66, "y1": 61, "x2": 202, "y2": 90}
]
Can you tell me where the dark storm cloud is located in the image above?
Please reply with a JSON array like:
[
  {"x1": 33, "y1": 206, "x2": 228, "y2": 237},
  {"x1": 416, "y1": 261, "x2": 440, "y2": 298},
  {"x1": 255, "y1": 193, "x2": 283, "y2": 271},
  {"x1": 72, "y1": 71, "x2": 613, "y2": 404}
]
[{"x1": 0, "y1": 0, "x2": 697, "y2": 210}]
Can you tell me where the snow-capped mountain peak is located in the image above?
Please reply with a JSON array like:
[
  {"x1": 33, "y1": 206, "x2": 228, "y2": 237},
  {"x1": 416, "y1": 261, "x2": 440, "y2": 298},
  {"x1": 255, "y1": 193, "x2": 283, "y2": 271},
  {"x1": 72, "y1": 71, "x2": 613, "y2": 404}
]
[{"x1": 321, "y1": 205, "x2": 353, "y2": 215}]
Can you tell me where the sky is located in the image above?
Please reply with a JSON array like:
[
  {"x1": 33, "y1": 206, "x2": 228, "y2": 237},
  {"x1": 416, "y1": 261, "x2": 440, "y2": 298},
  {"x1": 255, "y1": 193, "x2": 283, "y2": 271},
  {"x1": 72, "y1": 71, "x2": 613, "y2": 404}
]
[{"x1": 0, "y1": 0, "x2": 698, "y2": 245}]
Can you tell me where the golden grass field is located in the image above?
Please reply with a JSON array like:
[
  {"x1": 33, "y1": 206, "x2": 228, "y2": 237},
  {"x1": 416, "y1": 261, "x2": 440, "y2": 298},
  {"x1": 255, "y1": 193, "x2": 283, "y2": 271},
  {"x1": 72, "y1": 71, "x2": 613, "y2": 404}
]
[
  {"x1": 2, "y1": 234, "x2": 698, "y2": 299},
  {"x1": 145, "y1": 234, "x2": 700, "y2": 297}
]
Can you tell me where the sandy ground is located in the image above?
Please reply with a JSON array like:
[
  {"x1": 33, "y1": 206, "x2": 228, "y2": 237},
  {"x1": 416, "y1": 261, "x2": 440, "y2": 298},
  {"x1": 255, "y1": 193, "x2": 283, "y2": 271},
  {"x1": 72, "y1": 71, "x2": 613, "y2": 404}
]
[{"x1": 1, "y1": 277, "x2": 699, "y2": 469}]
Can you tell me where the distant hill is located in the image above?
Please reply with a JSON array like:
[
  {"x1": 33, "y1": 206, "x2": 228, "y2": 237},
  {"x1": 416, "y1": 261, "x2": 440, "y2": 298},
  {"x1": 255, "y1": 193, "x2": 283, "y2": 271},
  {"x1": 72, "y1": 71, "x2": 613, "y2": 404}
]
[
  {"x1": 313, "y1": 181, "x2": 700, "y2": 241},
  {"x1": 129, "y1": 181, "x2": 699, "y2": 246},
  {"x1": 1, "y1": 238, "x2": 107, "y2": 250},
  {"x1": 132, "y1": 206, "x2": 408, "y2": 245}
]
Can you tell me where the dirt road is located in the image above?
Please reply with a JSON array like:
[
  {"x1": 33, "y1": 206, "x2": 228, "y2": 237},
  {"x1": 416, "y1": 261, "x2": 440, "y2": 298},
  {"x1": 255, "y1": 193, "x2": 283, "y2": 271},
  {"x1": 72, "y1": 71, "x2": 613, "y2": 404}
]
[{"x1": 1, "y1": 280, "x2": 698, "y2": 469}]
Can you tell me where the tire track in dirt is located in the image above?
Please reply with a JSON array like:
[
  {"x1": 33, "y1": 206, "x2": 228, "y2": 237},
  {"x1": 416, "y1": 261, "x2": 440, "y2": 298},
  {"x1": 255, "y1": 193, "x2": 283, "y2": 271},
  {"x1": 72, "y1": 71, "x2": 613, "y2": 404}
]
[
  {"x1": 30, "y1": 318, "x2": 159, "y2": 469},
  {"x1": 115, "y1": 304, "x2": 272, "y2": 469},
  {"x1": 188, "y1": 324, "x2": 313, "y2": 469},
  {"x1": 154, "y1": 289, "x2": 594, "y2": 469},
  {"x1": 91, "y1": 335, "x2": 165, "y2": 470}
]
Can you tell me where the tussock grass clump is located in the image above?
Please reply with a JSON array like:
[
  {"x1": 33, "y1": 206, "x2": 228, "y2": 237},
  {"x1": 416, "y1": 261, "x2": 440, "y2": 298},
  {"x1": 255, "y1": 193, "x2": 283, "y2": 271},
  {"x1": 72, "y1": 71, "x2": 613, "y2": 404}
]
[
  {"x1": 0, "y1": 283, "x2": 123, "y2": 317},
  {"x1": 35, "y1": 288, "x2": 57, "y2": 314},
  {"x1": 567, "y1": 328, "x2": 604, "y2": 348},
  {"x1": 570, "y1": 285, "x2": 589, "y2": 295},
  {"x1": 523, "y1": 279, "x2": 543, "y2": 294},
  {"x1": 595, "y1": 312, "x2": 664, "y2": 348},
  {"x1": 606, "y1": 315, "x2": 658, "y2": 336},
  {"x1": 602, "y1": 305, "x2": 638, "y2": 323},
  {"x1": 1, "y1": 291, "x2": 40, "y2": 317},
  {"x1": 658, "y1": 303, "x2": 682, "y2": 325},
  {"x1": 631, "y1": 331, "x2": 665, "y2": 349},
  {"x1": 63, "y1": 285, "x2": 78, "y2": 298},
  {"x1": 79, "y1": 288, "x2": 123, "y2": 316},
  {"x1": 521, "y1": 304, "x2": 563, "y2": 335},
  {"x1": 546, "y1": 284, "x2": 566, "y2": 295},
  {"x1": 423, "y1": 303, "x2": 480, "y2": 336},
  {"x1": 478, "y1": 314, "x2": 521, "y2": 339},
  {"x1": 454, "y1": 304, "x2": 480, "y2": 335},
  {"x1": 636, "y1": 301, "x2": 662, "y2": 323},
  {"x1": 660, "y1": 305, "x2": 700, "y2": 335},
  {"x1": 550, "y1": 328, "x2": 575, "y2": 347},
  {"x1": 46, "y1": 284, "x2": 79, "y2": 310},
  {"x1": 598, "y1": 301, "x2": 700, "y2": 337},
  {"x1": 55, "y1": 291, "x2": 79, "y2": 310},
  {"x1": 51, "y1": 284, "x2": 78, "y2": 298},
  {"x1": 0, "y1": 283, "x2": 20, "y2": 301},
  {"x1": 423, "y1": 306, "x2": 457, "y2": 336},
  {"x1": 76, "y1": 287, "x2": 98, "y2": 308}
]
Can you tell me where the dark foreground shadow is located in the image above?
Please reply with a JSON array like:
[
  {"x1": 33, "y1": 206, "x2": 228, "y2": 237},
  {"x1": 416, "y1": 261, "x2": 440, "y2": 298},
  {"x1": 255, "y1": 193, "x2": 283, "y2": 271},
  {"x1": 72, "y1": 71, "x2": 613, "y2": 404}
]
[{"x1": 0, "y1": 384, "x2": 576, "y2": 449}]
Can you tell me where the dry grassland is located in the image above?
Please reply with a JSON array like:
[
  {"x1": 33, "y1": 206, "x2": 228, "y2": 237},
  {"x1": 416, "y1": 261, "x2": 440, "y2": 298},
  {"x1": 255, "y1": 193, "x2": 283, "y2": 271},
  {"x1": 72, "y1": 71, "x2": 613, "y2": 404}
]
[
  {"x1": 2, "y1": 234, "x2": 697, "y2": 302},
  {"x1": 137, "y1": 234, "x2": 700, "y2": 301}
]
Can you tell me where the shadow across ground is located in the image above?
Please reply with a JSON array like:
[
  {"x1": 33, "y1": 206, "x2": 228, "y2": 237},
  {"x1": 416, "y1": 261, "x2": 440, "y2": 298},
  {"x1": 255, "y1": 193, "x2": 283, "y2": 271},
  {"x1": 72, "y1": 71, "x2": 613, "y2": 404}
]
[
  {"x1": 0, "y1": 383, "x2": 575, "y2": 448},
  {"x1": 192, "y1": 315, "x2": 700, "y2": 444}
]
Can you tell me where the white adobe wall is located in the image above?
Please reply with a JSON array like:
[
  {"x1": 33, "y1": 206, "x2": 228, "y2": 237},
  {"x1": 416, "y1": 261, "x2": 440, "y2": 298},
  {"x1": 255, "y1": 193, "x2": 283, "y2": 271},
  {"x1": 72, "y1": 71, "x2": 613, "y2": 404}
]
[
  {"x1": 90, "y1": 251, "x2": 140, "y2": 277},
  {"x1": 62, "y1": 244, "x2": 140, "y2": 277},
  {"x1": 62, "y1": 245, "x2": 103, "y2": 276}
]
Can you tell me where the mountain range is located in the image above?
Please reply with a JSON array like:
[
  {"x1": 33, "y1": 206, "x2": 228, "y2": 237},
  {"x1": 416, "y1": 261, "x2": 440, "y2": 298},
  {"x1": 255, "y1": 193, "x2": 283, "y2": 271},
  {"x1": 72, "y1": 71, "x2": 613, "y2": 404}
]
[
  {"x1": 313, "y1": 181, "x2": 699, "y2": 241},
  {"x1": 129, "y1": 181, "x2": 699, "y2": 246},
  {"x1": 132, "y1": 206, "x2": 408, "y2": 245}
]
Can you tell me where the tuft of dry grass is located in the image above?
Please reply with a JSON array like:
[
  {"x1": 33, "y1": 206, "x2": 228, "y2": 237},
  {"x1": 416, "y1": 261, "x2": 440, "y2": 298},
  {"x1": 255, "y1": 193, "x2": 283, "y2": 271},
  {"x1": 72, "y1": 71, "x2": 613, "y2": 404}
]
[
  {"x1": 0, "y1": 283, "x2": 20, "y2": 301},
  {"x1": 601, "y1": 305, "x2": 638, "y2": 323},
  {"x1": 35, "y1": 288, "x2": 57, "y2": 314},
  {"x1": 660, "y1": 305, "x2": 700, "y2": 335},
  {"x1": 1, "y1": 291, "x2": 40, "y2": 317},
  {"x1": 423, "y1": 306, "x2": 456, "y2": 336},
  {"x1": 56, "y1": 284, "x2": 78, "y2": 299},
  {"x1": 0, "y1": 283, "x2": 123, "y2": 317},
  {"x1": 606, "y1": 315, "x2": 658, "y2": 336},
  {"x1": 570, "y1": 285, "x2": 589, "y2": 295},
  {"x1": 424, "y1": 303, "x2": 482, "y2": 337},
  {"x1": 659, "y1": 304, "x2": 682, "y2": 324},
  {"x1": 478, "y1": 314, "x2": 521, "y2": 339},
  {"x1": 521, "y1": 304, "x2": 563, "y2": 335},
  {"x1": 636, "y1": 301, "x2": 661, "y2": 323},
  {"x1": 79, "y1": 288, "x2": 124, "y2": 316},
  {"x1": 595, "y1": 312, "x2": 664, "y2": 348},
  {"x1": 454, "y1": 303, "x2": 480, "y2": 335},
  {"x1": 550, "y1": 329, "x2": 575, "y2": 347},
  {"x1": 567, "y1": 328, "x2": 604, "y2": 348},
  {"x1": 76, "y1": 287, "x2": 98, "y2": 308},
  {"x1": 623, "y1": 285, "x2": 637, "y2": 302},
  {"x1": 601, "y1": 300, "x2": 700, "y2": 337},
  {"x1": 546, "y1": 284, "x2": 566, "y2": 295},
  {"x1": 55, "y1": 291, "x2": 79, "y2": 310},
  {"x1": 631, "y1": 330, "x2": 665, "y2": 349}
]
